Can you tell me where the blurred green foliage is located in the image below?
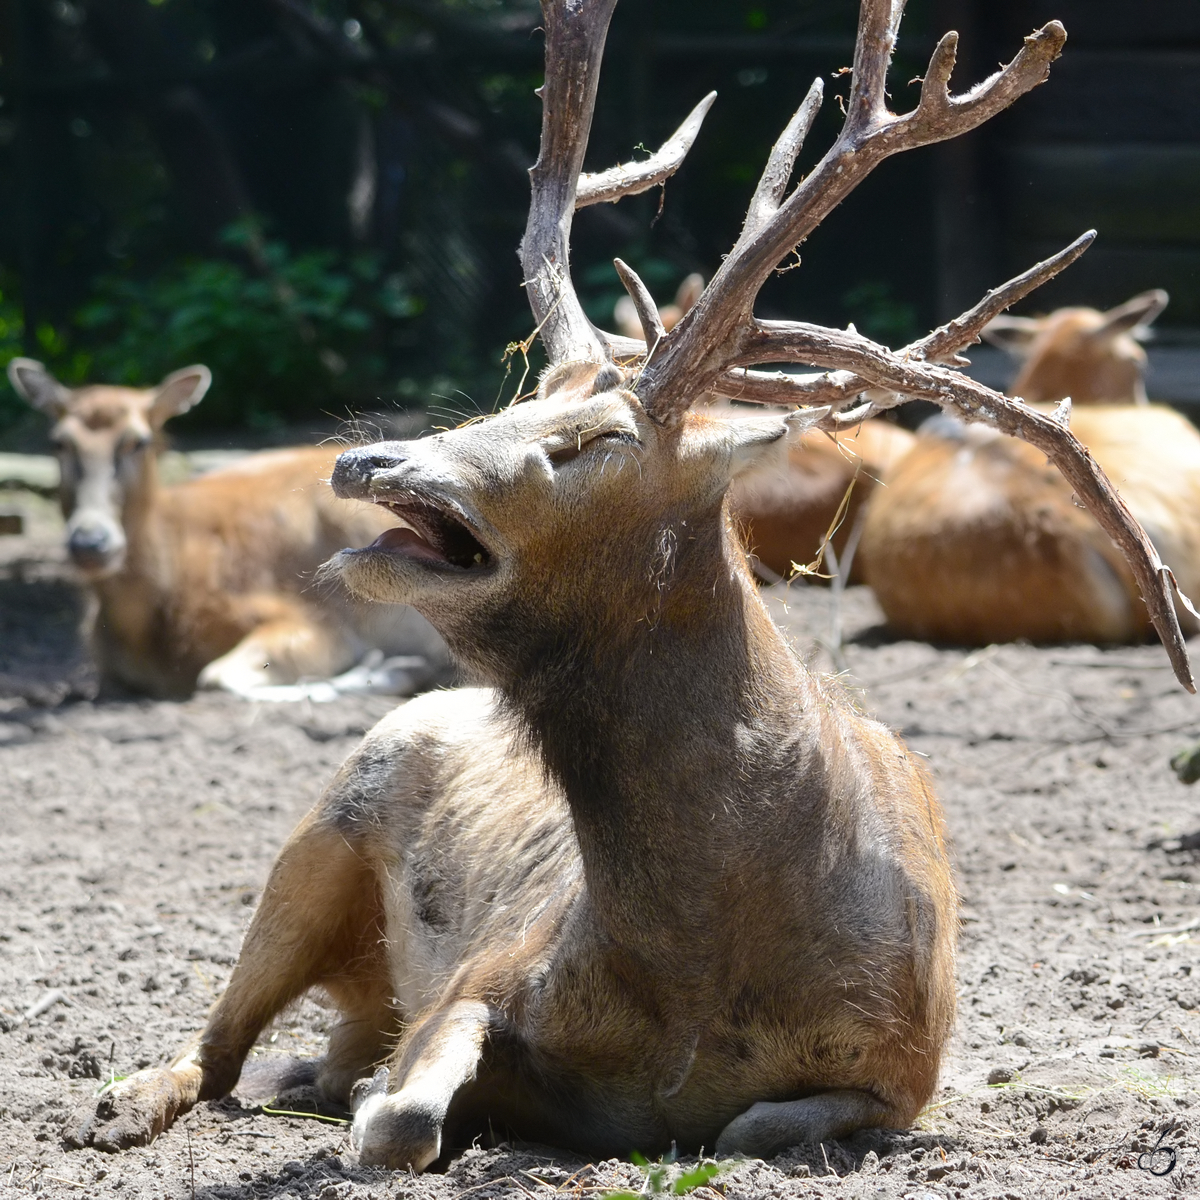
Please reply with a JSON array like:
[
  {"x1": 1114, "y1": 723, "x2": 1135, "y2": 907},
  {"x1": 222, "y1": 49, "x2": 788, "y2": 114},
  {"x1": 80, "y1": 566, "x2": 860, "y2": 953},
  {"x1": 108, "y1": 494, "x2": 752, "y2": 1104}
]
[
  {"x1": 11, "y1": 223, "x2": 422, "y2": 432},
  {"x1": 842, "y1": 281, "x2": 919, "y2": 348}
]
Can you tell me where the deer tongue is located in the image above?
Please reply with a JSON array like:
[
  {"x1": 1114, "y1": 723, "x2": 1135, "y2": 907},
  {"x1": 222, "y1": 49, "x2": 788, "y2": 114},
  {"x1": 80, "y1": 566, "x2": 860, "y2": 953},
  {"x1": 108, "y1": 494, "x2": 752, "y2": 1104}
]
[{"x1": 369, "y1": 525, "x2": 449, "y2": 564}]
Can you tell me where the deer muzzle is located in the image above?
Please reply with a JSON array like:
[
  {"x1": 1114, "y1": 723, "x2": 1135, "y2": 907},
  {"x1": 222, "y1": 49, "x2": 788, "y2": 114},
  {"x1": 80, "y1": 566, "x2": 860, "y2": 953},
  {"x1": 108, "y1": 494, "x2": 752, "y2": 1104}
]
[{"x1": 331, "y1": 443, "x2": 410, "y2": 502}]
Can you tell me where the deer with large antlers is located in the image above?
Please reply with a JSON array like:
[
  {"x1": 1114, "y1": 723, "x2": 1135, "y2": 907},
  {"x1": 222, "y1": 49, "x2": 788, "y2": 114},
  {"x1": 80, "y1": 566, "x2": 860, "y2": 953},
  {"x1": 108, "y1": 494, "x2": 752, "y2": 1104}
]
[
  {"x1": 70, "y1": 0, "x2": 1194, "y2": 1169},
  {"x1": 7, "y1": 359, "x2": 448, "y2": 698},
  {"x1": 860, "y1": 289, "x2": 1200, "y2": 644}
]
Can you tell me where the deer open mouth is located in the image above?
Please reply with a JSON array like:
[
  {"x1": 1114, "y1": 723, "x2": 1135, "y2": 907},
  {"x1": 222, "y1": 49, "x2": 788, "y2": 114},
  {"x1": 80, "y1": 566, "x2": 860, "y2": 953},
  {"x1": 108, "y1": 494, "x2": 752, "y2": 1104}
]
[{"x1": 370, "y1": 498, "x2": 493, "y2": 571}]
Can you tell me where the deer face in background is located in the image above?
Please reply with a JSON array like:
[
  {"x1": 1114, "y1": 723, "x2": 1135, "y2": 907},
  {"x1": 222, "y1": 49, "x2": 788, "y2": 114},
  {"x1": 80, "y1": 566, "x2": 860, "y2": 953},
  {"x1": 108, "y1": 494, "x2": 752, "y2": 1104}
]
[
  {"x1": 329, "y1": 365, "x2": 791, "y2": 653},
  {"x1": 7, "y1": 360, "x2": 211, "y2": 576},
  {"x1": 984, "y1": 289, "x2": 1168, "y2": 406}
]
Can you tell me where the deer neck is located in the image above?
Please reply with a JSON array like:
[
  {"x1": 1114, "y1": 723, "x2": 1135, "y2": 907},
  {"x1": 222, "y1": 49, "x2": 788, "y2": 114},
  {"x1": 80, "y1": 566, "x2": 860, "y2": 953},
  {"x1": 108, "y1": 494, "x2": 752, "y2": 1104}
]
[
  {"x1": 94, "y1": 452, "x2": 166, "y2": 595},
  {"x1": 481, "y1": 501, "x2": 811, "y2": 952},
  {"x1": 124, "y1": 455, "x2": 162, "y2": 555}
]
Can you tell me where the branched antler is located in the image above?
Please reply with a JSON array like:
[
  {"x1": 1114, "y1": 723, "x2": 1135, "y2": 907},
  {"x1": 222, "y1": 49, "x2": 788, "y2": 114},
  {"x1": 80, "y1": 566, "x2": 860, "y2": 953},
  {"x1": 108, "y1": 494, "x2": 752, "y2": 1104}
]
[
  {"x1": 576, "y1": 93, "x2": 716, "y2": 208},
  {"x1": 519, "y1": 3, "x2": 714, "y2": 369},
  {"x1": 634, "y1": 8, "x2": 1067, "y2": 416},
  {"x1": 519, "y1": 0, "x2": 619, "y2": 368},
  {"x1": 520, "y1": 0, "x2": 1194, "y2": 689},
  {"x1": 711, "y1": 231, "x2": 1099, "y2": 410}
]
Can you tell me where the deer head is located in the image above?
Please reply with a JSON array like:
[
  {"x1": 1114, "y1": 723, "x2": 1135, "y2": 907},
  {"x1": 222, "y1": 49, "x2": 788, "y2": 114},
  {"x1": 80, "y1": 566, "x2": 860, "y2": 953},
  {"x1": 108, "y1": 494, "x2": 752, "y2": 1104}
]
[
  {"x1": 984, "y1": 289, "x2": 1168, "y2": 405},
  {"x1": 331, "y1": 0, "x2": 1194, "y2": 693},
  {"x1": 8, "y1": 359, "x2": 211, "y2": 575},
  {"x1": 332, "y1": 363, "x2": 804, "y2": 678}
]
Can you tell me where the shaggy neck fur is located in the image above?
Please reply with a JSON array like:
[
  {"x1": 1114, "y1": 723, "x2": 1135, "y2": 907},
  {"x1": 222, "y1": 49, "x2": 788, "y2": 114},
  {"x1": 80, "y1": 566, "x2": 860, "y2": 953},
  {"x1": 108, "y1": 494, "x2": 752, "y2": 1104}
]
[{"x1": 467, "y1": 496, "x2": 822, "y2": 966}]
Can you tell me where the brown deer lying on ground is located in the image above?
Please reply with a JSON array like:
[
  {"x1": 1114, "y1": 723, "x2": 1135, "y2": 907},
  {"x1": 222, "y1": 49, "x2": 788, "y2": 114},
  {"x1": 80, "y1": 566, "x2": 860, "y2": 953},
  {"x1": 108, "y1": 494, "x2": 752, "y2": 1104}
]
[
  {"x1": 70, "y1": 0, "x2": 1194, "y2": 1169},
  {"x1": 860, "y1": 290, "x2": 1200, "y2": 644},
  {"x1": 732, "y1": 416, "x2": 914, "y2": 582},
  {"x1": 616, "y1": 286, "x2": 915, "y2": 581},
  {"x1": 8, "y1": 359, "x2": 448, "y2": 698}
]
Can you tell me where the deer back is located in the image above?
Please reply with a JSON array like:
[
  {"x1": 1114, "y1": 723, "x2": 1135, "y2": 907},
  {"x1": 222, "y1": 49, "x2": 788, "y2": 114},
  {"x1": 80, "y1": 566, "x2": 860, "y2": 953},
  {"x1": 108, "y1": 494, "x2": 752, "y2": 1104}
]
[
  {"x1": 731, "y1": 416, "x2": 914, "y2": 580},
  {"x1": 860, "y1": 404, "x2": 1200, "y2": 644}
]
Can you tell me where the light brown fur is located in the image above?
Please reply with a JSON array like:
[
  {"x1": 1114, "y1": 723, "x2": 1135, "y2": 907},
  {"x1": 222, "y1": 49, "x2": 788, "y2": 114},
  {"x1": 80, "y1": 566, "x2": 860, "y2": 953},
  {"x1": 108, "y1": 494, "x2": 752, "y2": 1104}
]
[
  {"x1": 8, "y1": 360, "x2": 446, "y2": 697},
  {"x1": 71, "y1": 376, "x2": 957, "y2": 1166},
  {"x1": 861, "y1": 290, "x2": 1200, "y2": 645}
]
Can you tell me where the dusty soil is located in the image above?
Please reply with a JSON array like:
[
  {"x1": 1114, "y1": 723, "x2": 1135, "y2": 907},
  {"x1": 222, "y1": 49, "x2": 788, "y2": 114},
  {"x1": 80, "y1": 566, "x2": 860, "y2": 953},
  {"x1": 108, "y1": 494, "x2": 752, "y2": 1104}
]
[{"x1": 1, "y1": 489, "x2": 1198, "y2": 1199}]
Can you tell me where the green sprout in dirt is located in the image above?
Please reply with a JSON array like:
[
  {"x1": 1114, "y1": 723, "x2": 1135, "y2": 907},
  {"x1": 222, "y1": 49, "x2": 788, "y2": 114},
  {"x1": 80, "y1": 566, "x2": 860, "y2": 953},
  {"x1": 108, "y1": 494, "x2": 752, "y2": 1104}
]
[{"x1": 604, "y1": 1150, "x2": 723, "y2": 1198}]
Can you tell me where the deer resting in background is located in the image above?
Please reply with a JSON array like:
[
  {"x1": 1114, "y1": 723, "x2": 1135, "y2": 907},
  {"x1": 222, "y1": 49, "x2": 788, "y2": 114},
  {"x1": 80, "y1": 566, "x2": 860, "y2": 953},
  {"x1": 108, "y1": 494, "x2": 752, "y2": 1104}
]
[
  {"x1": 70, "y1": 0, "x2": 1194, "y2": 1169},
  {"x1": 860, "y1": 290, "x2": 1200, "y2": 644},
  {"x1": 8, "y1": 359, "x2": 448, "y2": 698},
  {"x1": 616, "y1": 282, "x2": 914, "y2": 582}
]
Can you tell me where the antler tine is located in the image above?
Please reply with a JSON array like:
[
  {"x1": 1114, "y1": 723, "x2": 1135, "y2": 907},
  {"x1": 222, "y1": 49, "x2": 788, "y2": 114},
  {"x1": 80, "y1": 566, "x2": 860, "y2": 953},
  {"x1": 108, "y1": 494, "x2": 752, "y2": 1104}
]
[
  {"x1": 739, "y1": 78, "x2": 824, "y2": 243},
  {"x1": 577, "y1": 92, "x2": 717, "y2": 208},
  {"x1": 711, "y1": 230, "x2": 1099, "y2": 408},
  {"x1": 892, "y1": 22, "x2": 1065, "y2": 148},
  {"x1": 635, "y1": 1, "x2": 1067, "y2": 423},
  {"x1": 613, "y1": 259, "x2": 666, "y2": 346},
  {"x1": 846, "y1": 0, "x2": 904, "y2": 130},
  {"x1": 910, "y1": 230, "x2": 1096, "y2": 364},
  {"x1": 520, "y1": 0, "x2": 619, "y2": 368}
]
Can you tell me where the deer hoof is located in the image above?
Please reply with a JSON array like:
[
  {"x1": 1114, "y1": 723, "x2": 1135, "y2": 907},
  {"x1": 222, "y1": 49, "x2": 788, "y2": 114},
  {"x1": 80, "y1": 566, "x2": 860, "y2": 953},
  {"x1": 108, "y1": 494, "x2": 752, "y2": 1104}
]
[
  {"x1": 714, "y1": 1101, "x2": 780, "y2": 1159},
  {"x1": 65, "y1": 1070, "x2": 183, "y2": 1152},
  {"x1": 352, "y1": 1092, "x2": 442, "y2": 1172}
]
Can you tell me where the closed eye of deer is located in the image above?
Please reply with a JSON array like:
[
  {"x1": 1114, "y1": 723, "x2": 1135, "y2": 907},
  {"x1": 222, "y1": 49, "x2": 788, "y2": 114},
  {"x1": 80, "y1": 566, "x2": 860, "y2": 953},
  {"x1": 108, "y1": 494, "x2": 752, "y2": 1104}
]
[{"x1": 546, "y1": 430, "x2": 635, "y2": 467}]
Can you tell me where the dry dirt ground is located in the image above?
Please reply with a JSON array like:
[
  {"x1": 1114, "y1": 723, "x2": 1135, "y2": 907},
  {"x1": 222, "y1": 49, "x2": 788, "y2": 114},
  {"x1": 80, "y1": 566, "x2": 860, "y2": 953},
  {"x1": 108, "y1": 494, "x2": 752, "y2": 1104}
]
[{"x1": 0, "y1": 489, "x2": 1198, "y2": 1200}]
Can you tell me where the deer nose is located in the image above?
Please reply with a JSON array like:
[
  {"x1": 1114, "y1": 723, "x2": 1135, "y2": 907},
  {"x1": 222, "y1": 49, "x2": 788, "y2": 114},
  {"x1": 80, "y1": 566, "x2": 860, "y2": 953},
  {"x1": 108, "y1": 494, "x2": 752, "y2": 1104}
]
[
  {"x1": 331, "y1": 444, "x2": 410, "y2": 500},
  {"x1": 67, "y1": 520, "x2": 124, "y2": 571},
  {"x1": 68, "y1": 524, "x2": 114, "y2": 555}
]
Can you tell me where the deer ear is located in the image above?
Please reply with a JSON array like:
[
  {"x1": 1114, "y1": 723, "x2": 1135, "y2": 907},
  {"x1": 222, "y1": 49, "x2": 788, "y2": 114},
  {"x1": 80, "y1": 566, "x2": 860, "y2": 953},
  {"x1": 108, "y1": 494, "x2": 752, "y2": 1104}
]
[
  {"x1": 673, "y1": 273, "x2": 705, "y2": 315},
  {"x1": 725, "y1": 415, "x2": 791, "y2": 477},
  {"x1": 148, "y1": 365, "x2": 211, "y2": 427},
  {"x1": 538, "y1": 361, "x2": 625, "y2": 402},
  {"x1": 7, "y1": 358, "x2": 72, "y2": 417},
  {"x1": 1094, "y1": 289, "x2": 1168, "y2": 342},
  {"x1": 981, "y1": 315, "x2": 1041, "y2": 356}
]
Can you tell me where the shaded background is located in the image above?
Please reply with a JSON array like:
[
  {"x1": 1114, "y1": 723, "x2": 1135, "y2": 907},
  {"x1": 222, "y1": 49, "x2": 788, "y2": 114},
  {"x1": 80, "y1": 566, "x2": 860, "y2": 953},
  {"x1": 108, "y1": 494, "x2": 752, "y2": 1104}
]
[{"x1": 0, "y1": 0, "x2": 1196, "y2": 444}]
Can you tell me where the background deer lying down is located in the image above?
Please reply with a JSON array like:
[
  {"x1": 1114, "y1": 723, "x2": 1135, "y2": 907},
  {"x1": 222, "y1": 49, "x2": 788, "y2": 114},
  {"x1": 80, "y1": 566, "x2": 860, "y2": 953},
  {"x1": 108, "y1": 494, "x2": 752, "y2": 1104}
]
[
  {"x1": 860, "y1": 290, "x2": 1200, "y2": 644},
  {"x1": 615, "y1": 285, "x2": 915, "y2": 581},
  {"x1": 8, "y1": 359, "x2": 448, "y2": 698},
  {"x1": 70, "y1": 0, "x2": 1194, "y2": 1169}
]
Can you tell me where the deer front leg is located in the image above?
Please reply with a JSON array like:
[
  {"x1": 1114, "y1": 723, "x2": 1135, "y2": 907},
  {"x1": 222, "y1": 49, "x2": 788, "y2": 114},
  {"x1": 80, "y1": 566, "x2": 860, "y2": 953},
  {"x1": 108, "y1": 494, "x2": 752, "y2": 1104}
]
[
  {"x1": 197, "y1": 600, "x2": 361, "y2": 692},
  {"x1": 714, "y1": 1090, "x2": 891, "y2": 1160},
  {"x1": 70, "y1": 812, "x2": 385, "y2": 1151},
  {"x1": 352, "y1": 999, "x2": 492, "y2": 1172}
]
